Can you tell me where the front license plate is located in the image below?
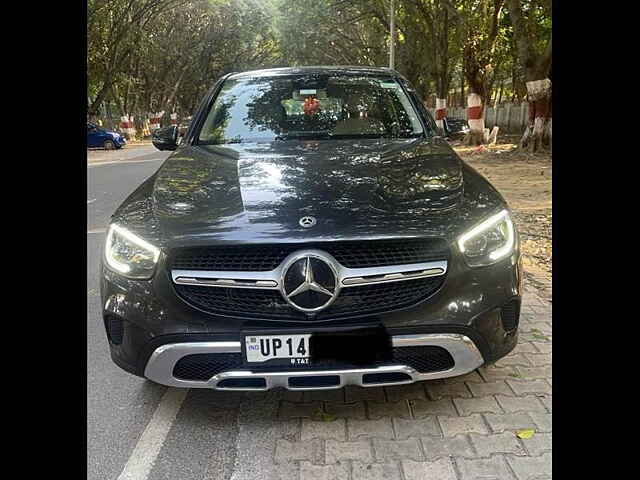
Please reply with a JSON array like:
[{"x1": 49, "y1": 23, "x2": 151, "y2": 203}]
[{"x1": 244, "y1": 334, "x2": 311, "y2": 365}]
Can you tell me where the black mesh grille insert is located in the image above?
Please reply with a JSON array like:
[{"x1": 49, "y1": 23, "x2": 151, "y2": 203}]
[
  {"x1": 217, "y1": 378, "x2": 266, "y2": 389},
  {"x1": 501, "y1": 299, "x2": 520, "y2": 332},
  {"x1": 362, "y1": 372, "x2": 412, "y2": 384},
  {"x1": 172, "y1": 352, "x2": 241, "y2": 381},
  {"x1": 169, "y1": 238, "x2": 450, "y2": 271},
  {"x1": 174, "y1": 276, "x2": 444, "y2": 320},
  {"x1": 106, "y1": 316, "x2": 124, "y2": 345},
  {"x1": 288, "y1": 376, "x2": 340, "y2": 388},
  {"x1": 172, "y1": 346, "x2": 455, "y2": 381}
]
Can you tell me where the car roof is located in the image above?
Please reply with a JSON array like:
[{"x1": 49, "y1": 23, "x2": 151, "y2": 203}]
[{"x1": 227, "y1": 66, "x2": 400, "y2": 80}]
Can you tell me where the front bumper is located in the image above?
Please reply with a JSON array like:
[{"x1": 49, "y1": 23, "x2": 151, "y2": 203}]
[
  {"x1": 144, "y1": 333, "x2": 484, "y2": 390},
  {"x1": 101, "y1": 243, "x2": 522, "y2": 389}
]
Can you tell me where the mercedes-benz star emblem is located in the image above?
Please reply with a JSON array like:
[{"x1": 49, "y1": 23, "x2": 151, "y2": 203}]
[
  {"x1": 282, "y1": 255, "x2": 338, "y2": 313},
  {"x1": 299, "y1": 216, "x2": 317, "y2": 228}
]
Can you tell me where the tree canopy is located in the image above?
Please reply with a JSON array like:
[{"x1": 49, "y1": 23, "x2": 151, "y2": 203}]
[{"x1": 88, "y1": 0, "x2": 552, "y2": 117}]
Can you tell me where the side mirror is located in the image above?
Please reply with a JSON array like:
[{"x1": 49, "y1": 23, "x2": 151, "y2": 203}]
[{"x1": 152, "y1": 125, "x2": 179, "y2": 151}]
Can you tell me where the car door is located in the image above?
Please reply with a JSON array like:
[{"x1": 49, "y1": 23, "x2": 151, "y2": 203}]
[{"x1": 87, "y1": 124, "x2": 102, "y2": 147}]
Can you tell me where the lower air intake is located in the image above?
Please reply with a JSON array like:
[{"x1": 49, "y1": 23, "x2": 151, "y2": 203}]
[
  {"x1": 217, "y1": 378, "x2": 266, "y2": 389},
  {"x1": 362, "y1": 372, "x2": 412, "y2": 384},
  {"x1": 501, "y1": 299, "x2": 521, "y2": 332},
  {"x1": 172, "y1": 346, "x2": 454, "y2": 381},
  {"x1": 288, "y1": 375, "x2": 341, "y2": 388},
  {"x1": 106, "y1": 315, "x2": 124, "y2": 345}
]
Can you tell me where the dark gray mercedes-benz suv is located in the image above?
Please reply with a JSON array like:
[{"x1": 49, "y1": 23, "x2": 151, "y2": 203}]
[{"x1": 101, "y1": 66, "x2": 521, "y2": 391}]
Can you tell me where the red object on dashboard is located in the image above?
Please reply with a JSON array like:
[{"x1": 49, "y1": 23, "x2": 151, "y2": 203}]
[{"x1": 303, "y1": 96, "x2": 320, "y2": 116}]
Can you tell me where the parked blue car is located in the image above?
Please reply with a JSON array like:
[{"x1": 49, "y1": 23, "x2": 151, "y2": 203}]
[{"x1": 87, "y1": 122, "x2": 126, "y2": 150}]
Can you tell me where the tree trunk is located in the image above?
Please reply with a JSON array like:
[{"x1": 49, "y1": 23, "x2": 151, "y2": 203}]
[
  {"x1": 496, "y1": 79, "x2": 504, "y2": 106},
  {"x1": 506, "y1": 0, "x2": 552, "y2": 150},
  {"x1": 165, "y1": 64, "x2": 189, "y2": 112},
  {"x1": 435, "y1": 98, "x2": 447, "y2": 135},
  {"x1": 460, "y1": 68, "x2": 465, "y2": 107},
  {"x1": 111, "y1": 84, "x2": 125, "y2": 117},
  {"x1": 464, "y1": 92, "x2": 485, "y2": 145},
  {"x1": 89, "y1": 80, "x2": 112, "y2": 116},
  {"x1": 520, "y1": 79, "x2": 551, "y2": 152}
]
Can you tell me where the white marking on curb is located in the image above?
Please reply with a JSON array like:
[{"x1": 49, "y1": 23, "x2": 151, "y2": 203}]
[
  {"x1": 117, "y1": 388, "x2": 189, "y2": 480},
  {"x1": 87, "y1": 227, "x2": 107, "y2": 234}
]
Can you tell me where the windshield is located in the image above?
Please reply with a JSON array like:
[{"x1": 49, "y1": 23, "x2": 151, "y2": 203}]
[{"x1": 197, "y1": 74, "x2": 425, "y2": 145}]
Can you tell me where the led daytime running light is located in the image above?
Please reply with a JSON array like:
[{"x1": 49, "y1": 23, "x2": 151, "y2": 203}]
[
  {"x1": 105, "y1": 224, "x2": 160, "y2": 275},
  {"x1": 457, "y1": 210, "x2": 514, "y2": 264}
]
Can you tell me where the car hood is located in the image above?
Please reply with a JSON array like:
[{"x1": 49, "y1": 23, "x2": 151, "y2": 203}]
[{"x1": 114, "y1": 137, "x2": 505, "y2": 248}]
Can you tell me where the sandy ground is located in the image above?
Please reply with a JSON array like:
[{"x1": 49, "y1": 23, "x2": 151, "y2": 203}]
[{"x1": 453, "y1": 135, "x2": 552, "y2": 282}]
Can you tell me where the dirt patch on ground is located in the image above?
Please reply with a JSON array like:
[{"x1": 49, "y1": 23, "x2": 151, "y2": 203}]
[{"x1": 452, "y1": 135, "x2": 552, "y2": 279}]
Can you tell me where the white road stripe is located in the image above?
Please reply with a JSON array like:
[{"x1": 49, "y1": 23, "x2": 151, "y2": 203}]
[
  {"x1": 88, "y1": 158, "x2": 163, "y2": 168},
  {"x1": 87, "y1": 198, "x2": 96, "y2": 204},
  {"x1": 87, "y1": 227, "x2": 107, "y2": 234},
  {"x1": 117, "y1": 388, "x2": 189, "y2": 480}
]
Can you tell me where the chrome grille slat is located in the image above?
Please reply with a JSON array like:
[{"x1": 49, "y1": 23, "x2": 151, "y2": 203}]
[
  {"x1": 171, "y1": 244, "x2": 449, "y2": 320},
  {"x1": 172, "y1": 260, "x2": 448, "y2": 290}
]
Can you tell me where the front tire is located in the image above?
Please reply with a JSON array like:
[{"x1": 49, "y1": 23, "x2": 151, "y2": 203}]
[{"x1": 103, "y1": 139, "x2": 116, "y2": 150}]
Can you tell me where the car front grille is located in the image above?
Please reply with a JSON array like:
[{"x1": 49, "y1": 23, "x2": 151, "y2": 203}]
[
  {"x1": 172, "y1": 345, "x2": 455, "y2": 381},
  {"x1": 174, "y1": 275, "x2": 444, "y2": 320},
  {"x1": 169, "y1": 238, "x2": 450, "y2": 271}
]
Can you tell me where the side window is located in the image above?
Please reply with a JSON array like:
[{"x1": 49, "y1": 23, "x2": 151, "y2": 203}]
[
  {"x1": 412, "y1": 92, "x2": 438, "y2": 133},
  {"x1": 397, "y1": 79, "x2": 437, "y2": 135}
]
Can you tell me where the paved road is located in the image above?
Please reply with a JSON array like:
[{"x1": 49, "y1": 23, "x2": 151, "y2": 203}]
[
  {"x1": 88, "y1": 143, "x2": 158, "y2": 166},
  {"x1": 87, "y1": 146, "x2": 552, "y2": 480}
]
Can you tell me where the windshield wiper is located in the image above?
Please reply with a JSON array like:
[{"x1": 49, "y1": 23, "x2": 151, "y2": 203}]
[
  {"x1": 275, "y1": 131, "x2": 331, "y2": 141},
  {"x1": 328, "y1": 133, "x2": 387, "y2": 140}
]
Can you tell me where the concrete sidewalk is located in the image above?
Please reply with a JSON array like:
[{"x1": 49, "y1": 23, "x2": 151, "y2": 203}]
[{"x1": 228, "y1": 274, "x2": 552, "y2": 480}]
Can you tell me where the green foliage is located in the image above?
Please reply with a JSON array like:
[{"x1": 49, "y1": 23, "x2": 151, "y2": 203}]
[
  {"x1": 273, "y1": 0, "x2": 389, "y2": 67},
  {"x1": 88, "y1": 0, "x2": 280, "y2": 115},
  {"x1": 87, "y1": 0, "x2": 551, "y2": 116}
]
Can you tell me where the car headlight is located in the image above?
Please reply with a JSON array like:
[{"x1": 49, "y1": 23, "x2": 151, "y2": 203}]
[
  {"x1": 104, "y1": 224, "x2": 160, "y2": 279},
  {"x1": 457, "y1": 210, "x2": 515, "y2": 267}
]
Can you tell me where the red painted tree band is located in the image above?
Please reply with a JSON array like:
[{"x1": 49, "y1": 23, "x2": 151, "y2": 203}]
[
  {"x1": 528, "y1": 100, "x2": 550, "y2": 122},
  {"x1": 435, "y1": 108, "x2": 447, "y2": 120},
  {"x1": 467, "y1": 105, "x2": 483, "y2": 120}
]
